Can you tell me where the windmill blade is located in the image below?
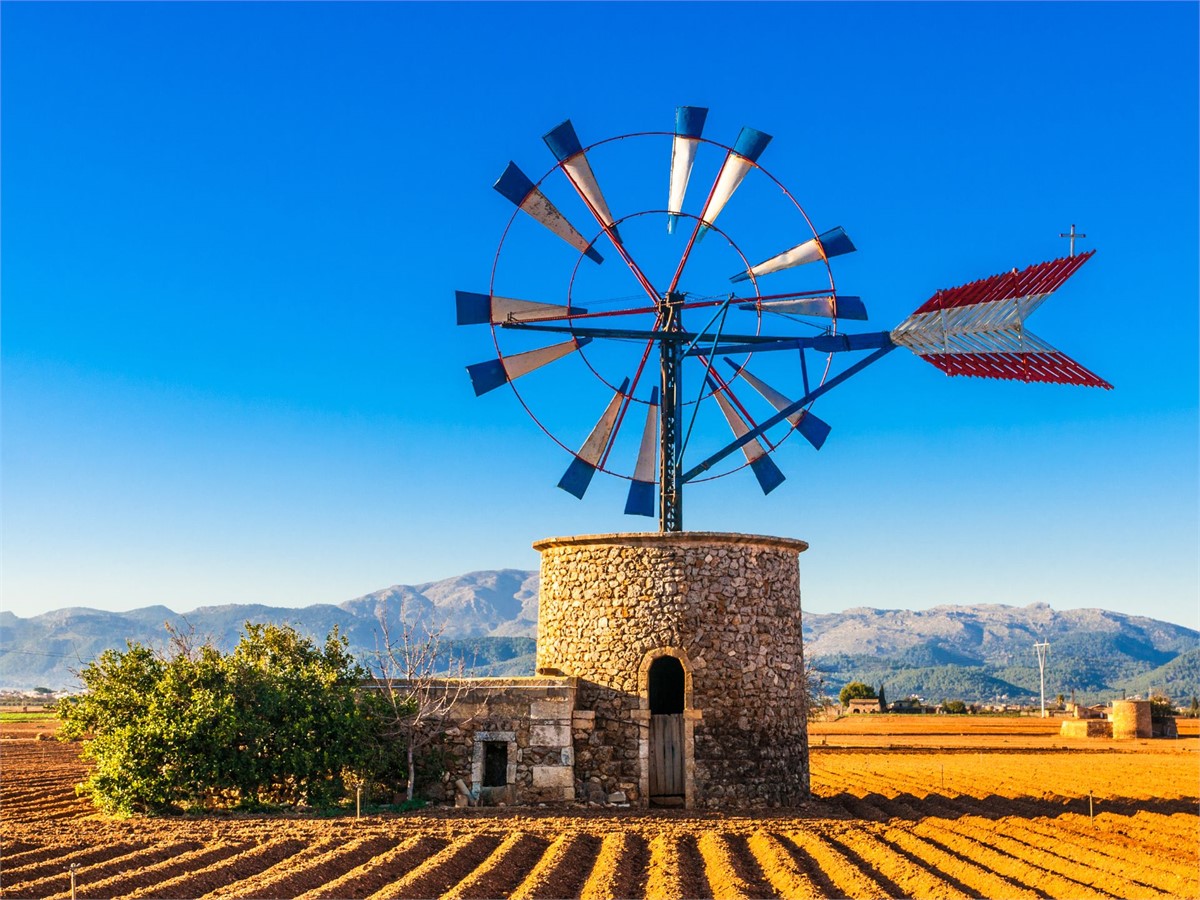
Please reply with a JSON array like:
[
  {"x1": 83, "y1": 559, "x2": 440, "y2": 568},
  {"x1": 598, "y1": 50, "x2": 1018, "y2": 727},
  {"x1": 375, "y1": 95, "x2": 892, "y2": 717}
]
[
  {"x1": 624, "y1": 388, "x2": 659, "y2": 517},
  {"x1": 467, "y1": 337, "x2": 593, "y2": 396},
  {"x1": 696, "y1": 126, "x2": 772, "y2": 240},
  {"x1": 891, "y1": 251, "x2": 1111, "y2": 388},
  {"x1": 737, "y1": 294, "x2": 868, "y2": 321},
  {"x1": 724, "y1": 359, "x2": 831, "y2": 449},
  {"x1": 730, "y1": 226, "x2": 857, "y2": 283},
  {"x1": 543, "y1": 120, "x2": 622, "y2": 243},
  {"x1": 668, "y1": 106, "x2": 708, "y2": 234},
  {"x1": 494, "y1": 162, "x2": 603, "y2": 264},
  {"x1": 708, "y1": 378, "x2": 785, "y2": 494},
  {"x1": 558, "y1": 377, "x2": 630, "y2": 499},
  {"x1": 456, "y1": 291, "x2": 586, "y2": 326}
]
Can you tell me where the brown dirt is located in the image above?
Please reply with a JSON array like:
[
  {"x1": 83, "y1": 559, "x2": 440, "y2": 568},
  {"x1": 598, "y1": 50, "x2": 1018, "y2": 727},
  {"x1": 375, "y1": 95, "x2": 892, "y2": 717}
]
[{"x1": 2, "y1": 715, "x2": 1196, "y2": 899}]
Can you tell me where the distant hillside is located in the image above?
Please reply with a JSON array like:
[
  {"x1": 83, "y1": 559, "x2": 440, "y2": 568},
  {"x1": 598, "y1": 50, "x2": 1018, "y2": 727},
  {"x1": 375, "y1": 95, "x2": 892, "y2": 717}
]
[
  {"x1": 801, "y1": 602, "x2": 1199, "y2": 704},
  {"x1": 0, "y1": 570, "x2": 538, "y2": 691},
  {"x1": 2, "y1": 572, "x2": 1196, "y2": 704}
]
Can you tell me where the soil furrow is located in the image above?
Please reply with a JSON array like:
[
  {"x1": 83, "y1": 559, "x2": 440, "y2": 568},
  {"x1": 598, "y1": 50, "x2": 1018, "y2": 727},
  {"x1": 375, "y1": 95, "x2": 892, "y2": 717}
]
[
  {"x1": 695, "y1": 832, "x2": 765, "y2": 899},
  {"x1": 745, "y1": 831, "x2": 822, "y2": 900},
  {"x1": 215, "y1": 833, "x2": 396, "y2": 899},
  {"x1": 916, "y1": 820, "x2": 1107, "y2": 899},
  {"x1": 293, "y1": 835, "x2": 444, "y2": 900},
  {"x1": 509, "y1": 832, "x2": 600, "y2": 900},
  {"x1": 25, "y1": 841, "x2": 203, "y2": 900},
  {"x1": 884, "y1": 826, "x2": 1042, "y2": 899},
  {"x1": 946, "y1": 815, "x2": 1127, "y2": 897},
  {"x1": 784, "y1": 829, "x2": 890, "y2": 900},
  {"x1": 832, "y1": 826, "x2": 970, "y2": 900},
  {"x1": 1020, "y1": 815, "x2": 1200, "y2": 889},
  {"x1": 0, "y1": 841, "x2": 146, "y2": 890},
  {"x1": 988, "y1": 820, "x2": 1173, "y2": 899},
  {"x1": 644, "y1": 834, "x2": 688, "y2": 900},
  {"x1": 125, "y1": 837, "x2": 304, "y2": 899},
  {"x1": 579, "y1": 830, "x2": 648, "y2": 900},
  {"x1": 54, "y1": 841, "x2": 246, "y2": 899},
  {"x1": 364, "y1": 831, "x2": 502, "y2": 900},
  {"x1": 0, "y1": 842, "x2": 88, "y2": 872},
  {"x1": 441, "y1": 832, "x2": 548, "y2": 900}
]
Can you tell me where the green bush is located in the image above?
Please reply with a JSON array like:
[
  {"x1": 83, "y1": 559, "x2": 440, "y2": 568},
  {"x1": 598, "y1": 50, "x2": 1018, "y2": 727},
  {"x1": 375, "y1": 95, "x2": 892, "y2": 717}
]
[{"x1": 58, "y1": 624, "x2": 391, "y2": 815}]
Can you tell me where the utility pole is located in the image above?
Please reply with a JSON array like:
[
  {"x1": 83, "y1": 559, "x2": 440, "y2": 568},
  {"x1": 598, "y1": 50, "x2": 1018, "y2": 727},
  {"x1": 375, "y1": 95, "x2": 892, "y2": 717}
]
[{"x1": 1034, "y1": 641, "x2": 1050, "y2": 718}]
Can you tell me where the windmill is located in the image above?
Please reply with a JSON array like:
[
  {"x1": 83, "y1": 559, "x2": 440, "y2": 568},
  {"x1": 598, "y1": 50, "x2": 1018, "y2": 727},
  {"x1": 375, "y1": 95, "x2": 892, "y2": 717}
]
[{"x1": 458, "y1": 107, "x2": 1110, "y2": 532}]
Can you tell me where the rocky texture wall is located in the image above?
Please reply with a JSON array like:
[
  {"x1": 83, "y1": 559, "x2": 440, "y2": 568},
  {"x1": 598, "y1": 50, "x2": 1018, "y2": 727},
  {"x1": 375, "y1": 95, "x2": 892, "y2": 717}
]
[
  {"x1": 411, "y1": 677, "x2": 579, "y2": 805},
  {"x1": 533, "y1": 531, "x2": 810, "y2": 809},
  {"x1": 1060, "y1": 718, "x2": 1113, "y2": 739},
  {"x1": 1111, "y1": 700, "x2": 1152, "y2": 740}
]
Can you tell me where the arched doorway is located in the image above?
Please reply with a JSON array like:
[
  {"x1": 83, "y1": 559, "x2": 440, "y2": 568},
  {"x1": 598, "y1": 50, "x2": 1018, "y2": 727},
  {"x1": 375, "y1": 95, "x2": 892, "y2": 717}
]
[{"x1": 648, "y1": 655, "x2": 685, "y2": 802}]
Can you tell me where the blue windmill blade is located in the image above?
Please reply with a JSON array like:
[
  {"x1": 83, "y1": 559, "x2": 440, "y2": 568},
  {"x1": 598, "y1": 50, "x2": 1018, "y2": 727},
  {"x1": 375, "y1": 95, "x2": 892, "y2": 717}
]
[
  {"x1": 696, "y1": 126, "x2": 772, "y2": 242},
  {"x1": 558, "y1": 378, "x2": 631, "y2": 499},
  {"x1": 668, "y1": 106, "x2": 708, "y2": 234},
  {"x1": 707, "y1": 377, "x2": 785, "y2": 495},
  {"x1": 624, "y1": 387, "x2": 659, "y2": 516},
  {"x1": 724, "y1": 358, "x2": 831, "y2": 450},
  {"x1": 494, "y1": 162, "x2": 603, "y2": 264},
  {"x1": 468, "y1": 337, "x2": 592, "y2": 396},
  {"x1": 455, "y1": 291, "x2": 586, "y2": 326},
  {"x1": 730, "y1": 227, "x2": 857, "y2": 283},
  {"x1": 544, "y1": 120, "x2": 621, "y2": 244}
]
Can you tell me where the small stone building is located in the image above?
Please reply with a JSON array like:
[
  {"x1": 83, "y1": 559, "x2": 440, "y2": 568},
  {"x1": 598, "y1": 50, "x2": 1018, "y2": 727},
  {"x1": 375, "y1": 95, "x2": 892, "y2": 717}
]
[
  {"x1": 846, "y1": 697, "x2": 883, "y2": 714},
  {"x1": 413, "y1": 532, "x2": 811, "y2": 810}
]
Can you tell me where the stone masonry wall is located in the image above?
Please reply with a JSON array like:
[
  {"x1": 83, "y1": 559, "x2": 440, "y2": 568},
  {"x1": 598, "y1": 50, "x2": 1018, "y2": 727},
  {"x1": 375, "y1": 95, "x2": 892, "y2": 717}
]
[
  {"x1": 533, "y1": 532, "x2": 810, "y2": 808},
  {"x1": 403, "y1": 677, "x2": 581, "y2": 805}
]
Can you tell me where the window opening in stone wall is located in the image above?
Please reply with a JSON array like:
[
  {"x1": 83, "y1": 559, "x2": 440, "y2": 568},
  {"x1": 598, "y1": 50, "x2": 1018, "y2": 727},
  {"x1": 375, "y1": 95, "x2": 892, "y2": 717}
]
[
  {"x1": 483, "y1": 741, "x2": 508, "y2": 787},
  {"x1": 649, "y1": 656, "x2": 685, "y2": 714}
]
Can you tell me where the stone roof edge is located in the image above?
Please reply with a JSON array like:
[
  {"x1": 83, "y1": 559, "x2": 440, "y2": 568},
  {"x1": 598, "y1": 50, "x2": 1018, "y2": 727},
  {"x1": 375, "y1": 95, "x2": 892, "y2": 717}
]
[{"x1": 531, "y1": 531, "x2": 809, "y2": 554}]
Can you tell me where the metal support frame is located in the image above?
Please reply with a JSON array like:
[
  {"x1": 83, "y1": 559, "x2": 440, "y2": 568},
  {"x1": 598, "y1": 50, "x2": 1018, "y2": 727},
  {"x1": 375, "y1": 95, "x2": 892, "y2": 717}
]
[
  {"x1": 659, "y1": 292, "x2": 685, "y2": 532},
  {"x1": 499, "y1": 315, "x2": 898, "y2": 531}
]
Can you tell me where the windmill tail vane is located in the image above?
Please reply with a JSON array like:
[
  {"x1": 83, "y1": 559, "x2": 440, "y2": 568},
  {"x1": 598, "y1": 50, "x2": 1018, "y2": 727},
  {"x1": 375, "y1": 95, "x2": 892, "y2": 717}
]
[
  {"x1": 890, "y1": 250, "x2": 1112, "y2": 389},
  {"x1": 458, "y1": 106, "x2": 1111, "y2": 530}
]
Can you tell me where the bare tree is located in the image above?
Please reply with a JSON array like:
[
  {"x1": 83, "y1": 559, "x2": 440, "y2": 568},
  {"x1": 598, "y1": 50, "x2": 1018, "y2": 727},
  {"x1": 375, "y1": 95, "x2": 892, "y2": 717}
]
[
  {"x1": 800, "y1": 653, "x2": 833, "y2": 722},
  {"x1": 370, "y1": 607, "x2": 483, "y2": 802}
]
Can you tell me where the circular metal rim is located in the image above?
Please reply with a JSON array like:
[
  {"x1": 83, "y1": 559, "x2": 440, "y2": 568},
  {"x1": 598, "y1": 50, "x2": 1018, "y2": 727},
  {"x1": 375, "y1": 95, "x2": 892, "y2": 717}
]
[{"x1": 485, "y1": 129, "x2": 840, "y2": 484}]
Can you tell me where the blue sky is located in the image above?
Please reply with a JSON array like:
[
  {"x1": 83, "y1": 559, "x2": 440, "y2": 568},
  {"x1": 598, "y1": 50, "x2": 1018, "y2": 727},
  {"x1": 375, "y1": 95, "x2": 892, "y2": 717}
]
[{"x1": 3, "y1": 2, "x2": 1197, "y2": 628}]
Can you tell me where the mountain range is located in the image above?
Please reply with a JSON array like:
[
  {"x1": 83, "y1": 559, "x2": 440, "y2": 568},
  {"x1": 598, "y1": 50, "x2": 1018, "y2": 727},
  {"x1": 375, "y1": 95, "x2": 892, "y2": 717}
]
[{"x1": 3, "y1": 570, "x2": 1196, "y2": 704}]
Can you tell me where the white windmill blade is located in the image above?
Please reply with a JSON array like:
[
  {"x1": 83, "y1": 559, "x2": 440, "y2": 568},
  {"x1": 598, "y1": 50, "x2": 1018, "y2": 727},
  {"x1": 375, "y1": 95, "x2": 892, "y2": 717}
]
[
  {"x1": 494, "y1": 162, "x2": 603, "y2": 263},
  {"x1": 667, "y1": 106, "x2": 708, "y2": 234},
  {"x1": 558, "y1": 378, "x2": 630, "y2": 499},
  {"x1": 707, "y1": 377, "x2": 785, "y2": 494},
  {"x1": 696, "y1": 126, "x2": 771, "y2": 240},
  {"x1": 455, "y1": 291, "x2": 585, "y2": 325},
  {"x1": 544, "y1": 120, "x2": 621, "y2": 243},
  {"x1": 625, "y1": 387, "x2": 659, "y2": 517},
  {"x1": 467, "y1": 337, "x2": 592, "y2": 396},
  {"x1": 730, "y1": 227, "x2": 857, "y2": 283},
  {"x1": 724, "y1": 360, "x2": 831, "y2": 450}
]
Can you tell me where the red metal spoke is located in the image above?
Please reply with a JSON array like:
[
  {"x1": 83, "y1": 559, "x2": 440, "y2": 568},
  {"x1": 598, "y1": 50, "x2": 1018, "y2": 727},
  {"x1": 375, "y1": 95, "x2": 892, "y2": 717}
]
[
  {"x1": 666, "y1": 149, "x2": 729, "y2": 295},
  {"x1": 559, "y1": 167, "x2": 662, "y2": 306}
]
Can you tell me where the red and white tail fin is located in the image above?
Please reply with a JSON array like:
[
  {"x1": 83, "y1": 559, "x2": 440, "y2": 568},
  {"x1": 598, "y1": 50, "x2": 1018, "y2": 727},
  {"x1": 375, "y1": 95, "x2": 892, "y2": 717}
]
[{"x1": 891, "y1": 251, "x2": 1112, "y2": 389}]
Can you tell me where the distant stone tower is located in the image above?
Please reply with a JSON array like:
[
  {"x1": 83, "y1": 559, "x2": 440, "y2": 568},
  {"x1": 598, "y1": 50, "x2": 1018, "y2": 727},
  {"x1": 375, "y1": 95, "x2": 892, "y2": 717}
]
[{"x1": 533, "y1": 531, "x2": 809, "y2": 809}]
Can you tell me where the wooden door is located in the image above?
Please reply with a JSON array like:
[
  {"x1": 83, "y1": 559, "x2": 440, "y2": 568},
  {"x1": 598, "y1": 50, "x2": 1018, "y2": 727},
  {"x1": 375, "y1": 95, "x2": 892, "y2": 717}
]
[{"x1": 650, "y1": 713, "x2": 684, "y2": 797}]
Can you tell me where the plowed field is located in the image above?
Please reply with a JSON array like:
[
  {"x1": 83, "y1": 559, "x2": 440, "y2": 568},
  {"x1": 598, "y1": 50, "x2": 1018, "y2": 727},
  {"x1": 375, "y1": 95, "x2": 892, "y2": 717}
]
[{"x1": 3, "y1": 716, "x2": 1197, "y2": 899}]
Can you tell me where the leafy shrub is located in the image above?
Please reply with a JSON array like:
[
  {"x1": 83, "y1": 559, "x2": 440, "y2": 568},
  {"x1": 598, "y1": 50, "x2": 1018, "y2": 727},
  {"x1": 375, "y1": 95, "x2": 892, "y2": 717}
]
[{"x1": 58, "y1": 624, "x2": 389, "y2": 815}]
